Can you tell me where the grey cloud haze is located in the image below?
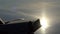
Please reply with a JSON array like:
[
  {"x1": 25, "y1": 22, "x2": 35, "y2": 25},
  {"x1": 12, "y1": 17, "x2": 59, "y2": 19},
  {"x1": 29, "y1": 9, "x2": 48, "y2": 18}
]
[{"x1": 0, "y1": 0, "x2": 60, "y2": 34}]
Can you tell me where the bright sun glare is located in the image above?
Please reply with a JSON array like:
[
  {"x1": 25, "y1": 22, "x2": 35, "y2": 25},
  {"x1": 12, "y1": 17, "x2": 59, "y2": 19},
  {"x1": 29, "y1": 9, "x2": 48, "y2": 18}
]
[{"x1": 40, "y1": 17, "x2": 48, "y2": 30}]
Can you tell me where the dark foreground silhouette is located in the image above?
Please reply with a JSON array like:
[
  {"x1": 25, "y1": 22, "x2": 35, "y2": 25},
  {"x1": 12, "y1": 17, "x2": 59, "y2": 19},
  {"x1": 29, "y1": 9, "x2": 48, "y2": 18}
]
[{"x1": 0, "y1": 19, "x2": 41, "y2": 34}]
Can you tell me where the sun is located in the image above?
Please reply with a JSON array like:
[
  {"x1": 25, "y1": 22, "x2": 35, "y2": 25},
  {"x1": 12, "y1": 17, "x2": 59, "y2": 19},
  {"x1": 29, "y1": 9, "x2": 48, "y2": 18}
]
[{"x1": 40, "y1": 17, "x2": 48, "y2": 30}]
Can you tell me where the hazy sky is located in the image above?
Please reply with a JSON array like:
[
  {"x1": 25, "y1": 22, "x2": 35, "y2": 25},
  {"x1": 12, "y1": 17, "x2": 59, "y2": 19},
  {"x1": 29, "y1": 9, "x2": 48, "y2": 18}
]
[{"x1": 0, "y1": 0, "x2": 60, "y2": 34}]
